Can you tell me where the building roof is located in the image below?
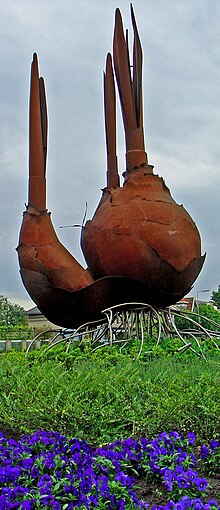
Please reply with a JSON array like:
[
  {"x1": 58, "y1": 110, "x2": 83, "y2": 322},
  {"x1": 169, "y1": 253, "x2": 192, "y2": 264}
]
[
  {"x1": 26, "y1": 306, "x2": 43, "y2": 317},
  {"x1": 177, "y1": 297, "x2": 195, "y2": 311}
]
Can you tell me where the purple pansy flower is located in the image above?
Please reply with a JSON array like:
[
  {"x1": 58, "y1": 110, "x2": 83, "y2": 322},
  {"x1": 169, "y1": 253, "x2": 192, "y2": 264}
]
[
  {"x1": 195, "y1": 477, "x2": 208, "y2": 491},
  {"x1": 187, "y1": 432, "x2": 196, "y2": 445}
]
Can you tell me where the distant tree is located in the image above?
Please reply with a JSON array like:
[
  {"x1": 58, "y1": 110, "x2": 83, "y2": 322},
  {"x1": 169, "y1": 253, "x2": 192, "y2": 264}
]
[
  {"x1": 211, "y1": 285, "x2": 220, "y2": 310},
  {"x1": 0, "y1": 296, "x2": 28, "y2": 326},
  {"x1": 175, "y1": 303, "x2": 220, "y2": 331},
  {"x1": 197, "y1": 303, "x2": 220, "y2": 328}
]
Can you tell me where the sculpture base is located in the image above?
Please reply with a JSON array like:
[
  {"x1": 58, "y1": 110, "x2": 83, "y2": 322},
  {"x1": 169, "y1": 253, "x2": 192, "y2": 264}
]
[{"x1": 26, "y1": 303, "x2": 220, "y2": 359}]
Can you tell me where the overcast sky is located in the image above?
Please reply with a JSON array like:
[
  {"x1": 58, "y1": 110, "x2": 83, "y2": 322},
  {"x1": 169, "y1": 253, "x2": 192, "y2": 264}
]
[{"x1": 0, "y1": 0, "x2": 219, "y2": 310}]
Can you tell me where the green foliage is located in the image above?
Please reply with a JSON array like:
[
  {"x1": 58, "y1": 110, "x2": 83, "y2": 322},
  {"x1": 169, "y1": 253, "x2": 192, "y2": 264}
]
[
  {"x1": 211, "y1": 284, "x2": 220, "y2": 310},
  {"x1": 174, "y1": 303, "x2": 220, "y2": 333},
  {"x1": 0, "y1": 325, "x2": 33, "y2": 341},
  {"x1": 0, "y1": 295, "x2": 28, "y2": 326},
  {"x1": 200, "y1": 446, "x2": 220, "y2": 476},
  {"x1": 198, "y1": 303, "x2": 220, "y2": 325},
  {"x1": 0, "y1": 348, "x2": 219, "y2": 444},
  {"x1": 17, "y1": 332, "x2": 218, "y2": 369}
]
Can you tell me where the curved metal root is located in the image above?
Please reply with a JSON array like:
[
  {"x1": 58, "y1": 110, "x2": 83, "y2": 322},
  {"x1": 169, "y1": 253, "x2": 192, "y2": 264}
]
[{"x1": 25, "y1": 303, "x2": 220, "y2": 359}]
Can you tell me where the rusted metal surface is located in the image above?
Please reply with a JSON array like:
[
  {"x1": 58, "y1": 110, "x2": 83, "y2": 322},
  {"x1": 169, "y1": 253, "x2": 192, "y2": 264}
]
[
  {"x1": 17, "y1": 6, "x2": 205, "y2": 328},
  {"x1": 81, "y1": 5, "x2": 205, "y2": 306},
  {"x1": 104, "y1": 53, "x2": 119, "y2": 189},
  {"x1": 17, "y1": 54, "x2": 93, "y2": 308}
]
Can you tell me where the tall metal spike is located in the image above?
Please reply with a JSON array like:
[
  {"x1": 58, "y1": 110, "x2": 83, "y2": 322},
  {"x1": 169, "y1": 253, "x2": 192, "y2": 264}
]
[
  {"x1": 113, "y1": 8, "x2": 136, "y2": 132},
  {"x1": 131, "y1": 4, "x2": 143, "y2": 128},
  {"x1": 125, "y1": 28, "x2": 132, "y2": 88},
  {"x1": 113, "y1": 8, "x2": 146, "y2": 171},
  {"x1": 28, "y1": 53, "x2": 46, "y2": 210},
  {"x1": 104, "y1": 53, "x2": 119, "y2": 188},
  {"x1": 39, "y1": 77, "x2": 48, "y2": 175}
]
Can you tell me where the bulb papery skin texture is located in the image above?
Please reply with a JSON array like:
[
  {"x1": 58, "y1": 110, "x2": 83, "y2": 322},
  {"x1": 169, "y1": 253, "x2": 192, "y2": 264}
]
[{"x1": 81, "y1": 169, "x2": 204, "y2": 306}]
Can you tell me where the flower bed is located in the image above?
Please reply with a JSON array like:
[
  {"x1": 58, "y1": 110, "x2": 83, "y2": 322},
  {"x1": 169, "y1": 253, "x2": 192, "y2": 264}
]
[{"x1": 0, "y1": 430, "x2": 219, "y2": 509}]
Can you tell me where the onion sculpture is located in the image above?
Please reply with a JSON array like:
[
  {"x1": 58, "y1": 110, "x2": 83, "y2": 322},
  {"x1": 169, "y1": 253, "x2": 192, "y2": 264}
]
[{"x1": 17, "y1": 6, "x2": 205, "y2": 328}]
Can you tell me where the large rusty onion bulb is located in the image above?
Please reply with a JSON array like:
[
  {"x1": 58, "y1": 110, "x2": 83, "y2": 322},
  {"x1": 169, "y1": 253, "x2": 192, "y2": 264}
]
[
  {"x1": 81, "y1": 166, "x2": 204, "y2": 307},
  {"x1": 81, "y1": 6, "x2": 205, "y2": 307}
]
